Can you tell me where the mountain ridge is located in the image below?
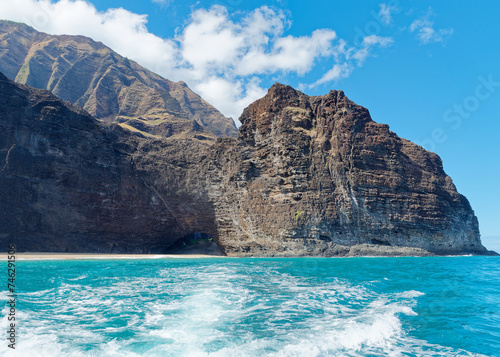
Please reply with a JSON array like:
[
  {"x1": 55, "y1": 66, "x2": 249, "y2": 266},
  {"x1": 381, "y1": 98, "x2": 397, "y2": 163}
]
[{"x1": 0, "y1": 20, "x2": 237, "y2": 139}]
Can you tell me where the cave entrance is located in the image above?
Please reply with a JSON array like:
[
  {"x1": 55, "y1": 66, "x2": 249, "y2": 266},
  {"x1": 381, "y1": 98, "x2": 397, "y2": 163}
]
[
  {"x1": 178, "y1": 232, "x2": 213, "y2": 247},
  {"x1": 166, "y1": 232, "x2": 223, "y2": 255}
]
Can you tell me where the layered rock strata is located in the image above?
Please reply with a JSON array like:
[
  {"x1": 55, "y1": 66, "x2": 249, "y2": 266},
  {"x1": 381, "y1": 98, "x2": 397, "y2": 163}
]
[
  {"x1": 0, "y1": 73, "x2": 490, "y2": 256},
  {"x1": 206, "y1": 84, "x2": 485, "y2": 256}
]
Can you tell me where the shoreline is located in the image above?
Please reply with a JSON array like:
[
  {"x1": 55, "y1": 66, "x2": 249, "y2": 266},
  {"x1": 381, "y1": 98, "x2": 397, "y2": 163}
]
[
  {"x1": 2, "y1": 252, "x2": 496, "y2": 261},
  {"x1": 4, "y1": 253, "x2": 226, "y2": 260}
]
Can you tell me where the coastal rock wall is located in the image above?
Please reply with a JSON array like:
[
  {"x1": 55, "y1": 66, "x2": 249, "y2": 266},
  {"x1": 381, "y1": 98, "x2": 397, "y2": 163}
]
[
  {"x1": 0, "y1": 73, "x2": 488, "y2": 255},
  {"x1": 207, "y1": 84, "x2": 485, "y2": 255},
  {"x1": 0, "y1": 72, "x2": 207, "y2": 252}
]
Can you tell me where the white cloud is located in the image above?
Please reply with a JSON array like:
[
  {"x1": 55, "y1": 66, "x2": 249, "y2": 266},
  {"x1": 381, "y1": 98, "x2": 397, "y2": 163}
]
[
  {"x1": 237, "y1": 29, "x2": 337, "y2": 76},
  {"x1": 312, "y1": 35, "x2": 392, "y2": 87},
  {"x1": 152, "y1": 0, "x2": 170, "y2": 4},
  {"x1": 0, "y1": 0, "x2": 393, "y2": 122},
  {"x1": 362, "y1": 34, "x2": 393, "y2": 47},
  {"x1": 410, "y1": 8, "x2": 453, "y2": 45},
  {"x1": 181, "y1": 7, "x2": 245, "y2": 73},
  {"x1": 178, "y1": 7, "x2": 336, "y2": 77},
  {"x1": 378, "y1": 4, "x2": 393, "y2": 25},
  {"x1": 312, "y1": 63, "x2": 353, "y2": 87}
]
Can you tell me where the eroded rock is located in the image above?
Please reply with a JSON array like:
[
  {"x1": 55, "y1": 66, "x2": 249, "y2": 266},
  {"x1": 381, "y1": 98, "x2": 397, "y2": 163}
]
[{"x1": 0, "y1": 75, "x2": 491, "y2": 256}]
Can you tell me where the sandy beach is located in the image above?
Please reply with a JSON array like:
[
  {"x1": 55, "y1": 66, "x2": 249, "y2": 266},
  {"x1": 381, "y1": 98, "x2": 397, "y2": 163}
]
[{"x1": 3, "y1": 252, "x2": 225, "y2": 260}]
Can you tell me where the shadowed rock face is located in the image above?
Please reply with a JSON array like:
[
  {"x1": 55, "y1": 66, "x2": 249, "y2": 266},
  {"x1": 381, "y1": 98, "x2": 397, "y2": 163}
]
[
  {"x1": 0, "y1": 20, "x2": 237, "y2": 139},
  {"x1": 0, "y1": 72, "x2": 217, "y2": 253},
  {"x1": 0, "y1": 73, "x2": 490, "y2": 256}
]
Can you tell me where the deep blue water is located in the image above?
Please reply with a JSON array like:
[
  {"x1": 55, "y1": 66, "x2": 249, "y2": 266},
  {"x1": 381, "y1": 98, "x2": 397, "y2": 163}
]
[{"x1": 1, "y1": 256, "x2": 499, "y2": 356}]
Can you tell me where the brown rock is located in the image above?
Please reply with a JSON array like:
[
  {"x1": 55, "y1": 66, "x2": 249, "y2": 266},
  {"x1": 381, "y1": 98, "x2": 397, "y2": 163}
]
[
  {"x1": 205, "y1": 83, "x2": 488, "y2": 256},
  {"x1": 0, "y1": 72, "x2": 211, "y2": 252},
  {"x1": 0, "y1": 73, "x2": 492, "y2": 256}
]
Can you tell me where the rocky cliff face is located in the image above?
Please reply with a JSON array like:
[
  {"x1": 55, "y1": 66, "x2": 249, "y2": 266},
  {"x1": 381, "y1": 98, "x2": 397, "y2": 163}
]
[
  {"x1": 205, "y1": 84, "x2": 486, "y2": 256},
  {"x1": 0, "y1": 72, "x2": 213, "y2": 252},
  {"x1": 0, "y1": 72, "x2": 490, "y2": 256},
  {"x1": 0, "y1": 20, "x2": 237, "y2": 139}
]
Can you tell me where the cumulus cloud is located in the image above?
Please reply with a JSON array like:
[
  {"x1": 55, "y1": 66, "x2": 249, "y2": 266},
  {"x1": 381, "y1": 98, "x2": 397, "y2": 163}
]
[
  {"x1": 237, "y1": 29, "x2": 337, "y2": 76},
  {"x1": 0, "y1": 0, "x2": 392, "y2": 122},
  {"x1": 410, "y1": 8, "x2": 453, "y2": 45},
  {"x1": 177, "y1": 5, "x2": 329, "y2": 78},
  {"x1": 0, "y1": 0, "x2": 179, "y2": 73}
]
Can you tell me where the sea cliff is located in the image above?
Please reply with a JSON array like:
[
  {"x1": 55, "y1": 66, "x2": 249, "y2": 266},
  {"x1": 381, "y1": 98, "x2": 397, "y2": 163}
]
[{"x1": 0, "y1": 73, "x2": 490, "y2": 256}]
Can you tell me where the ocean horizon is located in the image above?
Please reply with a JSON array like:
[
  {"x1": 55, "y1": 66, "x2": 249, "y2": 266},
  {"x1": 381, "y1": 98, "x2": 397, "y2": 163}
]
[{"x1": 2, "y1": 256, "x2": 499, "y2": 356}]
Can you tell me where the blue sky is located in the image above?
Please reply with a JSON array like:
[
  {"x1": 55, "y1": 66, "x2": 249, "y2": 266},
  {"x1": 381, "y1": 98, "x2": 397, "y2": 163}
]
[{"x1": 0, "y1": 0, "x2": 499, "y2": 244}]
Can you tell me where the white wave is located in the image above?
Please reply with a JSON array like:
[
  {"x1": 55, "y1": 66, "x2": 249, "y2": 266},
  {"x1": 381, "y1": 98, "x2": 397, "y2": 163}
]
[{"x1": 67, "y1": 275, "x2": 88, "y2": 281}]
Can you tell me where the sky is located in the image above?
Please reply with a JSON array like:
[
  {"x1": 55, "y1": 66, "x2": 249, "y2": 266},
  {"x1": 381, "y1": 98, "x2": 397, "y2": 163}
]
[{"x1": 0, "y1": 0, "x2": 499, "y2": 245}]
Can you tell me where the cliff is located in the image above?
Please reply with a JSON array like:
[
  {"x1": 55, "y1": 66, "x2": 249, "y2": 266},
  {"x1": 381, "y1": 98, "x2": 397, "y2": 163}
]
[
  {"x1": 0, "y1": 73, "x2": 491, "y2": 256},
  {"x1": 0, "y1": 20, "x2": 237, "y2": 139},
  {"x1": 206, "y1": 84, "x2": 487, "y2": 256},
  {"x1": 0, "y1": 72, "x2": 209, "y2": 252}
]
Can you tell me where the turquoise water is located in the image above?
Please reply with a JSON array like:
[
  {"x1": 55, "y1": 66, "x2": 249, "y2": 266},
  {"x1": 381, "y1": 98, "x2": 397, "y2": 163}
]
[{"x1": 2, "y1": 256, "x2": 499, "y2": 356}]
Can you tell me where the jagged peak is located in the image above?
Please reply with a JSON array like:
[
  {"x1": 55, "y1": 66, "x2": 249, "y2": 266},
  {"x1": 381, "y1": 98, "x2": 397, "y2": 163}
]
[
  {"x1": 241, "y1": 83, "x2": 358, "y2": 124},
  {"x1": 264, "y1": 83, "x2": 351, "y2": 110},
  {"x1": 267, "y1": 82, "x2": 345, "y2": 98},
  {"x1": 268, "y1": 81, "x2": 296, "y2": 91},
  {"x1": 266, "y1": 82, "x2": 302, "y2": 100},
  {"x1": 237, "y1": 82, "x2": 377, "y2": 147}
]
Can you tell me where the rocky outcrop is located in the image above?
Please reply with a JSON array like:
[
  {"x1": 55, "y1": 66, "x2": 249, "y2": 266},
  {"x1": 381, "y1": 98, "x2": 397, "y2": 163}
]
[
  {"x1": 0, "y1": 20, "x2": 237, "y2": 139},
  {"x1": 0, "y1": 72, "x2": 491, "y2": 255},
  {"x1": 203, "y1": 84, "x2": 488, "y2": 255}
]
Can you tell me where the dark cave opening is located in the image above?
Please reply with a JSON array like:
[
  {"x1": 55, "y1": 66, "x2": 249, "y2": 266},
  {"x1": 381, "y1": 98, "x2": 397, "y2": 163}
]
[{"x1": 164, "y1": 232, "x2": 224, "y2": 255}]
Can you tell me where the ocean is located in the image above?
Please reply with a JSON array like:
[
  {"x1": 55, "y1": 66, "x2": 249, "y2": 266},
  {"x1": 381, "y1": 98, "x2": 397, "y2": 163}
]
[{"x1": 1, "y1": 256, "x2": 499, "y2": 356}]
